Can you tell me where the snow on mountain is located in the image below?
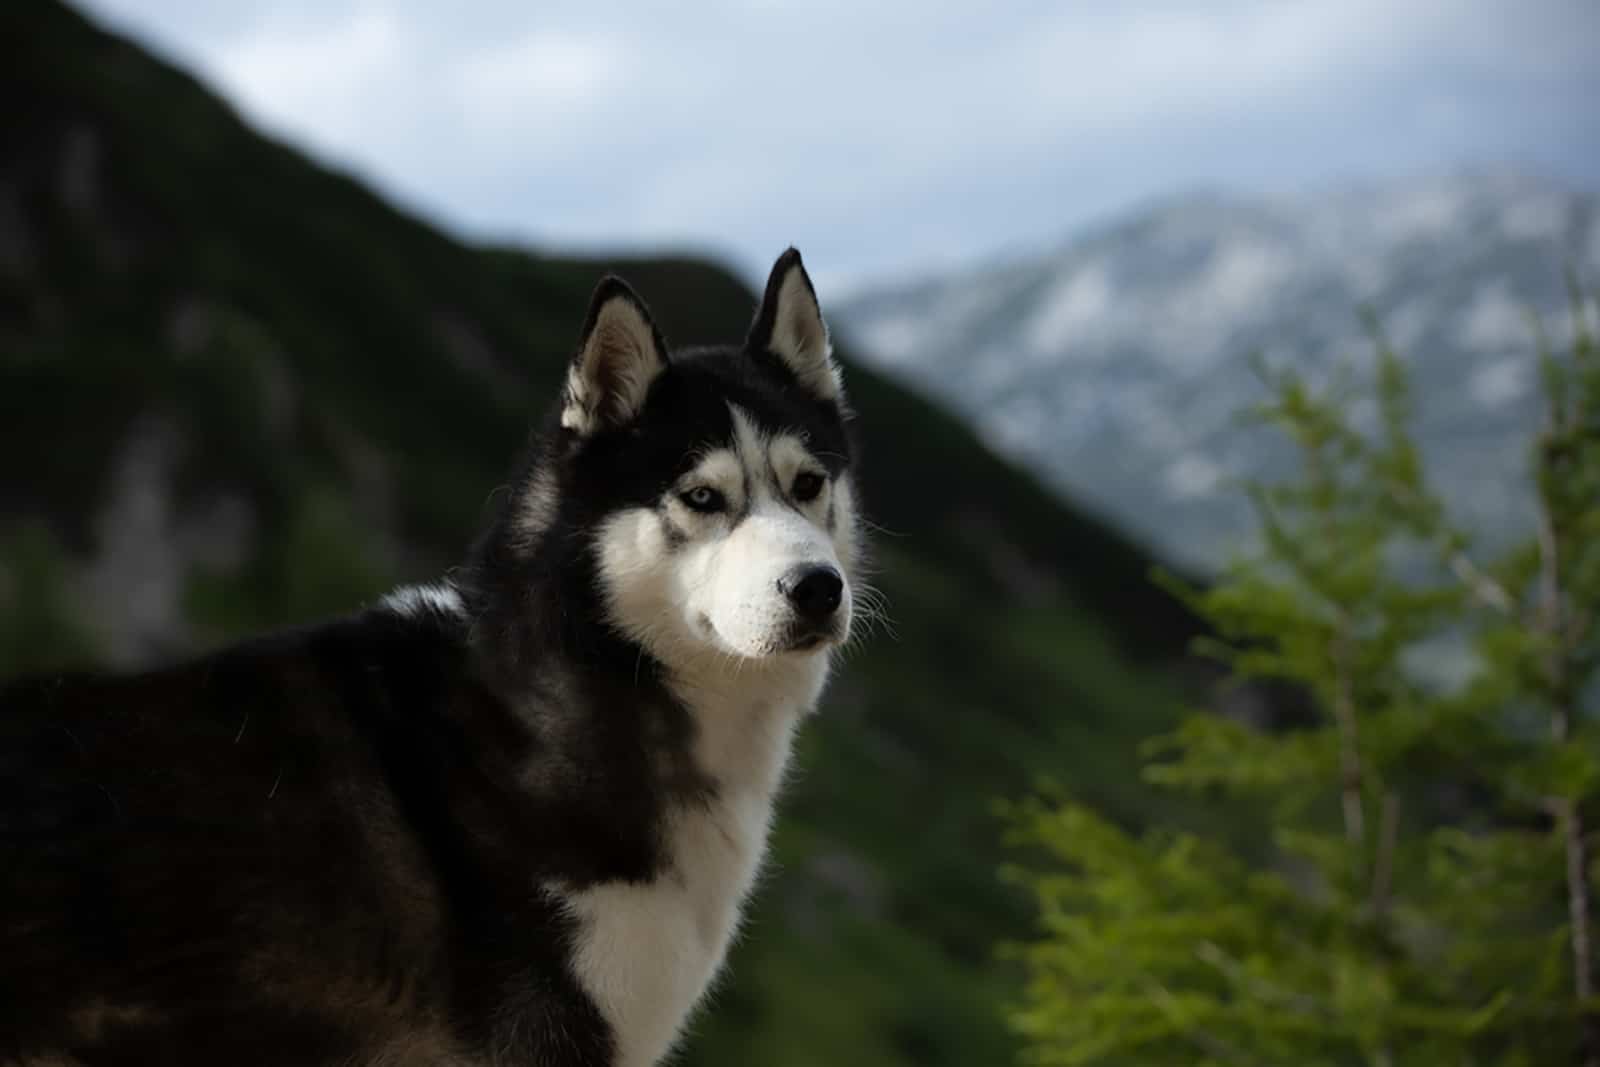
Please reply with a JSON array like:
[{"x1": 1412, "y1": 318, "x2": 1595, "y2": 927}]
[{"x1": 836, "y1": 174, "x2": 1600, "y2": 570}]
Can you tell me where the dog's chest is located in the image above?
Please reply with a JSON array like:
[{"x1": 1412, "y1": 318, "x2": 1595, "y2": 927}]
[{"x1": 559, "y1": 696, "x2": 803, "y2": 1067}]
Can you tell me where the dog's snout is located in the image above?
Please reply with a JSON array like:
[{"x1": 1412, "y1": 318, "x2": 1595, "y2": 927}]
[{"x1": 779, "y1": 564, "x2": 843, "y2": 623}]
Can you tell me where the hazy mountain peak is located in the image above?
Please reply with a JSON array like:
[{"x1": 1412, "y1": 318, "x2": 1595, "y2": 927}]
[{"x1": 839, "y1": 173, "x2": 1599, "y2": 569}]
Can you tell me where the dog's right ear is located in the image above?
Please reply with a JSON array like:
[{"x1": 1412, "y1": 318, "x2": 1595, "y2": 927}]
[{"x1": 561, "y1": 276, "x2": 669, "y2": 436}]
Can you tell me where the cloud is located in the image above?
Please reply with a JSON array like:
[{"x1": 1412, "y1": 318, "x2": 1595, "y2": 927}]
[
  {"x1": 211, "y1": 7, "x2": 408, "y2": 145},
  {"x1": 456, "y1": 31, "x2": 627, "y2": 111},
  {"x1": 77, "y1": 0, "x2": 1600, "y2": 290}
]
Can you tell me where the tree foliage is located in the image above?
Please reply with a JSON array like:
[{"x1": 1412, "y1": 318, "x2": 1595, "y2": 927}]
[{"x1": 1005, "y1": 293, "x2": 1600, "y2": 1066}]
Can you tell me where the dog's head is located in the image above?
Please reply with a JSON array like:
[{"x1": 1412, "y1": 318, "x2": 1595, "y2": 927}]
[{"x1": 527, "y1": 249, "x2": 860, "y2": 673}]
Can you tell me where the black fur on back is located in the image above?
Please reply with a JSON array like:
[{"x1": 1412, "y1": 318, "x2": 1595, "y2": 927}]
[{"x1": 0, "y1": 292, "x2": 853, "y2": 1065}]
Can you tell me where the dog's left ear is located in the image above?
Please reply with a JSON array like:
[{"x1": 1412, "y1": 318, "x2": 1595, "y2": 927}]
[
  {"x1": 747, "y1": 248, "x2": 843, "y2": 403},
  {"x1": 562, "y1": 276, "x2": 669, "y2": 436}
]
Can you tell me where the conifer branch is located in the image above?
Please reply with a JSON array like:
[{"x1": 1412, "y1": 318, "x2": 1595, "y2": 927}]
[
  {"x1": 1194, "y1": 942, "x2": 1332, "y2": 1020},
  {"x1": 1446, "y1": 551, "x2": 1516, "y2": 617},
  {"x1": 1141, "y1": 977, "x2": 1261, "y2": 1067},
  {"x1": 1379, "y1": 478, "x2": 1515, "y2": 616}
]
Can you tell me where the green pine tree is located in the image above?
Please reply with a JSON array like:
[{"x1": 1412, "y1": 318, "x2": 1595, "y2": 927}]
[{"x1": 1003, "y1": 291, "x2": 1600, "y2": 1067}]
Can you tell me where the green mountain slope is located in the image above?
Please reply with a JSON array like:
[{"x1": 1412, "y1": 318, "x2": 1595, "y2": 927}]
[{"x1": 1, "y1": 4, "x2": 1210, "y2": 1063}]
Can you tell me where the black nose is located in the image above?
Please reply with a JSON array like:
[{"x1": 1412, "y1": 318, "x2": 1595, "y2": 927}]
[{"x1": 779, "y1": 564, "x2": 843, "y2": 624}]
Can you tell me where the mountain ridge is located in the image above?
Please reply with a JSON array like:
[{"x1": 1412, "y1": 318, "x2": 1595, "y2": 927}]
[{"x1": 838, "y1": 171, "x2": 1600, "y2": 570}]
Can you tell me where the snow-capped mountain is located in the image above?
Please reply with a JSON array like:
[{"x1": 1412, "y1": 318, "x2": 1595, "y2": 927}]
[{"x1": 836, "y1": 174, "x2": 1600, "y2": 570}]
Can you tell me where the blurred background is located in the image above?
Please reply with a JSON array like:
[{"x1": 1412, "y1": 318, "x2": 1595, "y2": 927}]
[{"x1": 3, "y1": 2, "x2": 1597, "y2": 1064}]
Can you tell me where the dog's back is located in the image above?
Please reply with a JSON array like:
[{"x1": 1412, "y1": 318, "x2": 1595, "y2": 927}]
[{"x1": 0, "y1": 611, "x2": 607, "y2": 1064}]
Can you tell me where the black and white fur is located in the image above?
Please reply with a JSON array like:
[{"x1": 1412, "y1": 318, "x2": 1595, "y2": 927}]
[{"x1": 0, "y1": 249, "x2": 862, "y2": 1066}]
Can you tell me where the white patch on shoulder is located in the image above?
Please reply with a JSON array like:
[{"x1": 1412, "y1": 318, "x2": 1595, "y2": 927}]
[
  {"x1": 552, "y1": 657, "x2": 827, "y2": 1067},
  {"x1": 379, "y1": 582, "x2": 464, "y2": 619}
]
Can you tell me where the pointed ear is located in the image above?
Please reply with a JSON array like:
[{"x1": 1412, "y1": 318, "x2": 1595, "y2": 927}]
[
  {"x1": 562, "y1": 276, "x2": 668, "y2": 435},
  {"x1": 747, "y1": 248, "x2": 843, "y2": 402}
]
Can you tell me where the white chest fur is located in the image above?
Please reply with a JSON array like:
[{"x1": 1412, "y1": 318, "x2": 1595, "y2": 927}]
[{"x1": 555, "y1": 662, "x2": 823, "y2": 1067}]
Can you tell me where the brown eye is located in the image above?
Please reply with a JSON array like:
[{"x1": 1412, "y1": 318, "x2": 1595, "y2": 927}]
[
  {"x1": 681, "y1": 486, "x2": 726, "y2": 513},
  {"x1": 792, "y1": 471, "x2": 825, "y2": 503}
]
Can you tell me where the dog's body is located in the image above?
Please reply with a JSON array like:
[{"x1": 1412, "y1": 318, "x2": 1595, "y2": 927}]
[{"x1": 0, "y1": 251, "x2": 862, "y2": 1066}]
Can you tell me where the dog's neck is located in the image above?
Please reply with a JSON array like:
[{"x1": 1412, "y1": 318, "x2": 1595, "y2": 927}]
[
  {"x1": 553, "y1": 644, "x2": 827, "y2": 1067},
  {"x1": 664, "y1": 648, "x2": 829, "y2": 795}
]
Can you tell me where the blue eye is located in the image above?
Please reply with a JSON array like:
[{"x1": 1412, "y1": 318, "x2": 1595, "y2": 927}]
[
  {"x1": 791, "y1": 471, "x2": 825, "y2": 502},
  {"x1": 681, "y1": 486, "x2": 726, "y2": 513}
]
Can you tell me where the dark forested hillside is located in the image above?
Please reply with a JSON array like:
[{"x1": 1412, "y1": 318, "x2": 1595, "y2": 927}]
[{"x1": 1, "y1": 4, "x2": 1212, "y2": 1063}]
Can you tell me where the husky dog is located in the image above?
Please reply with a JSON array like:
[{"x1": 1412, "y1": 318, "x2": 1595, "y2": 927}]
[{"x1": 0, "y1": 249, "x2": 862, "y2": 1066}]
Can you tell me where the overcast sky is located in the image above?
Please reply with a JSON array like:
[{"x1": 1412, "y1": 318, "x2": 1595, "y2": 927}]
[{"x1": 78, "y1": 0, "x2": 1600, "y2": 293}]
